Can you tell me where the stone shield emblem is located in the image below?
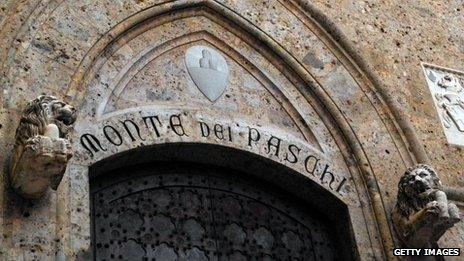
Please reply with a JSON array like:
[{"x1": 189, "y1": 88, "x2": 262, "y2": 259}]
[
  {"x1": 422, "y1": 63, "x2": 464, "y2": 147},
  {"x1": 185, "y1": 46, "x2": 229, "y2": 102}
]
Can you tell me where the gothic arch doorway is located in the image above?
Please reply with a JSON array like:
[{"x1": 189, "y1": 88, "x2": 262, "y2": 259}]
[
  {"x1": 50, "y1": 1, "x2": 409, "y2": 258},
  {"x1": 89, "y1": 144, "x2": 355, "y2": 260}
]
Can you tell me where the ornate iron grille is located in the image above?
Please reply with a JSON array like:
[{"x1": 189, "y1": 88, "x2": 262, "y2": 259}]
[{"x1": 91, "y1": 165, "x2": 338, "y2": 260}]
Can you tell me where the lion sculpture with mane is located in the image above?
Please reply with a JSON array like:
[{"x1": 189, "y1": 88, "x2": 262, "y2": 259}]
[
  {"x1": 392, "y1": 164, "x2": 460, "y2": 249},
  {"x1": 10, "y1": 95, "x2": 77, "y2": 198}
]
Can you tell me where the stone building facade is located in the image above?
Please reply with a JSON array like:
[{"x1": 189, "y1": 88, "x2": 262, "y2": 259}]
[{"x1": 0, "y1": 0, "x2": 463, "y2": 260}]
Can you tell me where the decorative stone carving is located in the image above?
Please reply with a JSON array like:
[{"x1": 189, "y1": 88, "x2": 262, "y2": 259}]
[
  {"x1": 392, "y1": 164, "x2": 461, "y2": 248},
  {"x1": 422, "y1": 63, "x2": 464, "y2": 147},
  {"x1": 185, "y1": 45, "x2": 229, "y2": 102},
  {"x1": 9, "y1": 95, "x2": 77, "y2": 199}
]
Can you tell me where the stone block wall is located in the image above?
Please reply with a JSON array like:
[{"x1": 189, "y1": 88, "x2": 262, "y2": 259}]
[{"x1": 0, "y1": 0, "x2": 462, "y2": 259}]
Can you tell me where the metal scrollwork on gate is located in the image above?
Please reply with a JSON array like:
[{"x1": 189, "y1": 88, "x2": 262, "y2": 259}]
[{"x1": 91, "y1": 168, "x2": 338, "y2": 260}]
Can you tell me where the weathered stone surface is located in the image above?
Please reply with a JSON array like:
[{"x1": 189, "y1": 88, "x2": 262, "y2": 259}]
[
  {"x1": 0, "y1": 0, "x2": 462, "y2": 260},
  {"x1": 10, "y1": 136, "x2": 72, "y2": 198}
]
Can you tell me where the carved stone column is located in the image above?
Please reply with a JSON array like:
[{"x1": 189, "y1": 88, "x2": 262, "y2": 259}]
[{"x1": 9, "y1": 95, "x2": 77, "y2": 199}]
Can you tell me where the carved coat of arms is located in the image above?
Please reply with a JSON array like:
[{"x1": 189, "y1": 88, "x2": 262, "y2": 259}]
[
  {"x1": 422, "y1": 63, "x2": 464, "y2": 147},
  {"x1": 185, "y1": 45, "x2": 229, "y2": 102}
]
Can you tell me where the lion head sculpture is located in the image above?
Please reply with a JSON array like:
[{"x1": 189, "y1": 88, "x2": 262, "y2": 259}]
[
  {"x1": 396, "y1": 164, "x2": 442, "y2": 218},
  {"x1": 9, "y1": 95, "x2": 77, "y2": 198},
  {"x1": 393, "y1": 164, "x2": 460, "y2": 248},
  {"x1": 14, "y1": 95, "x2": 77, "y2": 147}
]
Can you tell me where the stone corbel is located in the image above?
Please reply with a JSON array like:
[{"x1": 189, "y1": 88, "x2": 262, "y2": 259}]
[
  {"x1": 392, "y1": 164, "x2": 461, "y2": 249},
  {"x1": 9, "y1": 95, "x2": 77, "y2": 199}
]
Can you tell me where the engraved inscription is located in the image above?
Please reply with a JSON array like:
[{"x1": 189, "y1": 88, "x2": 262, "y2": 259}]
[{"x1": 79, "y1": 113, "x2": 348, "y2": 195}]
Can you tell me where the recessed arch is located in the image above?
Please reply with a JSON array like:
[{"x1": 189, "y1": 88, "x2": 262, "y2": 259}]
[
  {"x1": 10, "y1": 1, "x2": 438, "y2": 255},
  {"x1": 96, "y1": 30, "x2": 321, "y2": 150},
  {"x1": 90, "y1": 142, "x2": 349, "y2": 219},
  {"x1": 2, "y1": 0, "x2": 457, "y2": 260},
  {"x1": 89, "y1": 142, "x2": 357, "y2": 260},
  {"x1": 50, "y1": 0, "x2": 422, "y2": 259}
]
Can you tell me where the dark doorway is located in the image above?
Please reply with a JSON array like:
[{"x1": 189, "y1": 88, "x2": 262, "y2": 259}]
[{"x1": 91, "y1": 162, "x2": 350, "y2": 260}]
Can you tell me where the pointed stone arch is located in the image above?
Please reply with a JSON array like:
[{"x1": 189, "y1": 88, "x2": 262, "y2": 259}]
[
  {"x1": 60, "y1": 2, "x2": 406, "y2": 258},
  {"x1": 0, "y1": 0, "x2": 433, "y2": 259}
]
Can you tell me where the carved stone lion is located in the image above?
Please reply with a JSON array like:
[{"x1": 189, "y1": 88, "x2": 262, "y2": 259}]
[
  {"x1": 10, "y1": 95, "x2": 77, "y2": 198},
  {"x1": 392, "y1": 164, "x2": 461, "y2": 249}
]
